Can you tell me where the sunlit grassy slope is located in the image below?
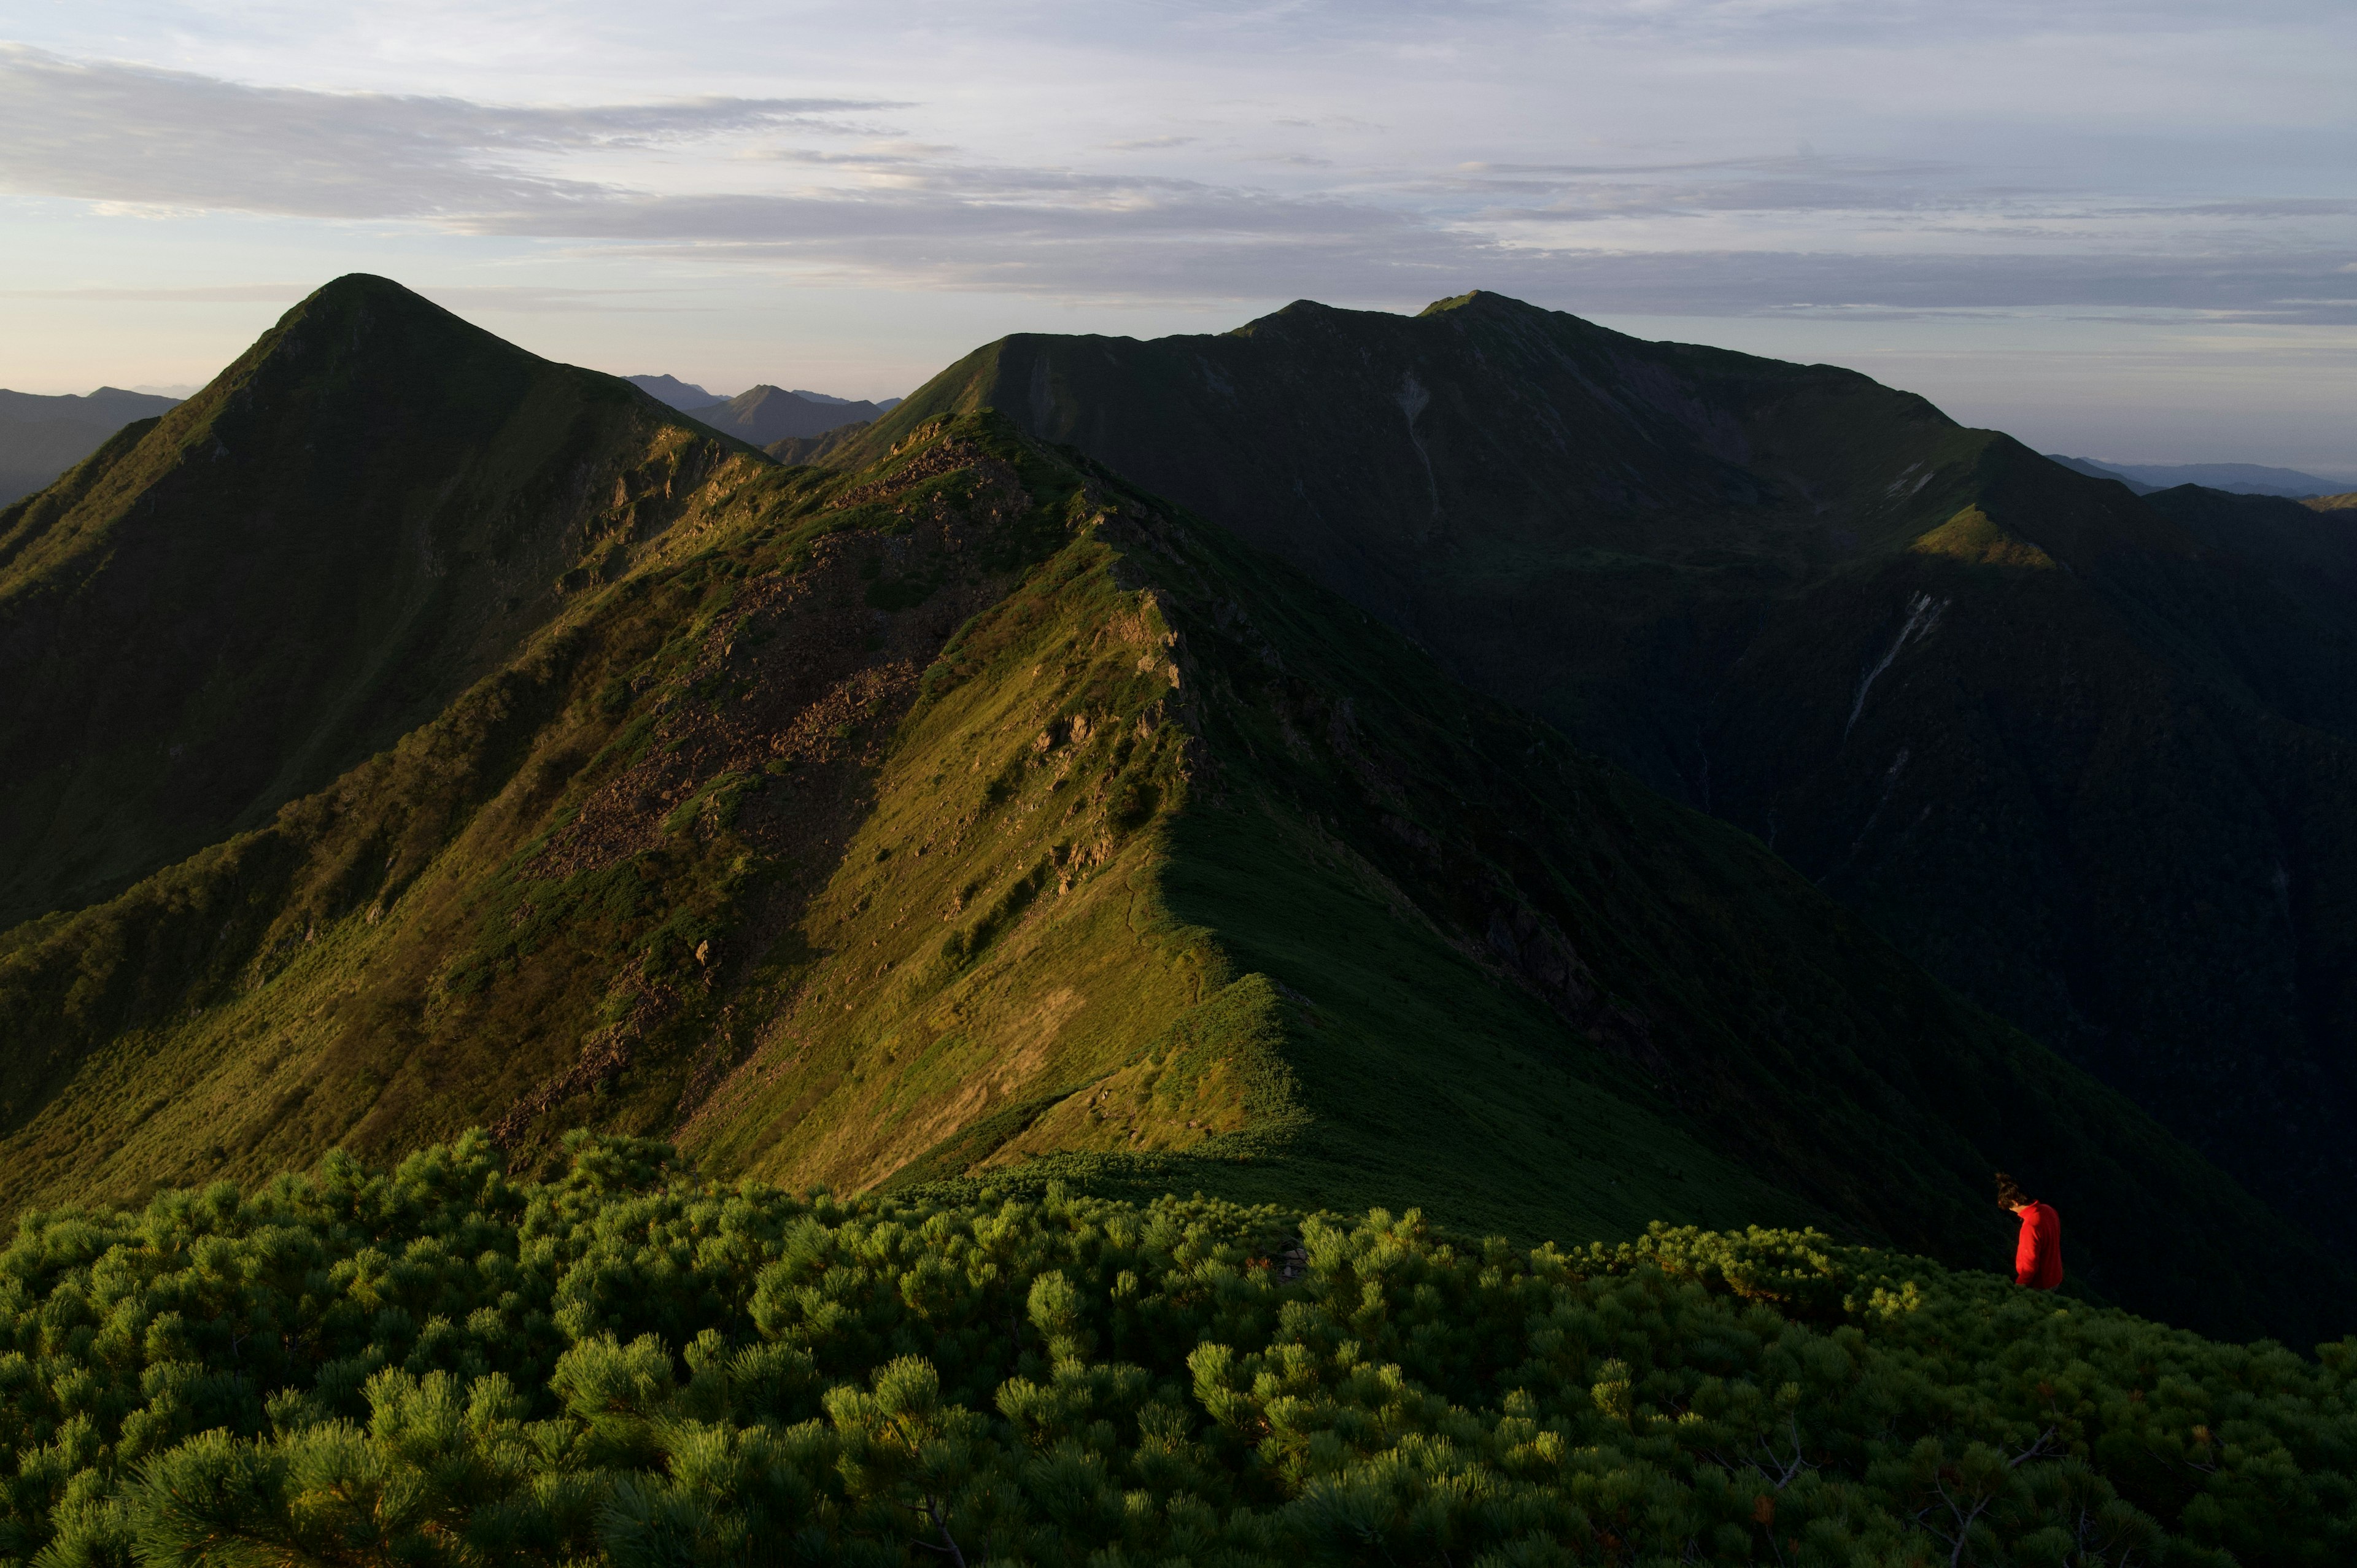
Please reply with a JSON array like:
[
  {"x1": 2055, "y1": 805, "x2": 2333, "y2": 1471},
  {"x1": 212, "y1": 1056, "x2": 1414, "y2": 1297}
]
[{"x1": 0, "y1": 311, "x2": 2342, "y2": 1343}]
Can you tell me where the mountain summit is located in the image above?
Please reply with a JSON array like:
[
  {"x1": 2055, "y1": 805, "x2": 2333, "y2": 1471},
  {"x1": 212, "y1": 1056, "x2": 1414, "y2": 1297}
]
[{"x1": 0, "y1": 275, "x2": 764, "y2": 927}]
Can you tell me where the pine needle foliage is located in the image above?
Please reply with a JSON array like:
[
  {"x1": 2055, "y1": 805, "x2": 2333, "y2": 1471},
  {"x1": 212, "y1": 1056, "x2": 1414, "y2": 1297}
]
[{"x1": 1, "y1": 1134, "x2": 2348, "y2": 1567}]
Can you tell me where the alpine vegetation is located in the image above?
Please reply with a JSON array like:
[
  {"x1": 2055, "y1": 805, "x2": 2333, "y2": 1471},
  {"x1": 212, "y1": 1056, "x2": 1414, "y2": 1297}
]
[{"x1": 1, "y1": 1134, "x2": 2349, "y2": 1567}]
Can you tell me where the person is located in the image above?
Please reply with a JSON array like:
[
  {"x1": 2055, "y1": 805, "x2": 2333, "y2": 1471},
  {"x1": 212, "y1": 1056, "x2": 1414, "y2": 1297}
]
[{"x1": 1995, "y1": 1172, "x2": 2063, "y2": 1290}]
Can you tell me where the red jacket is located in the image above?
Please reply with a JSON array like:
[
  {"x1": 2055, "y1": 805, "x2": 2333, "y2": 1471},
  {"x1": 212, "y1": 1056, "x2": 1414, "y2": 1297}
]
[{"x1": 2014, "y1": 1202, "x2": 2063, "y2": 1289}]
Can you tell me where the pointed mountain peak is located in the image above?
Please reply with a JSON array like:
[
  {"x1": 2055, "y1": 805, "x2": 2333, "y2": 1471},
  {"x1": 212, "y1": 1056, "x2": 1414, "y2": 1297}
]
[
  {"x1": 248, "y1": 274, "x2": 527, "y2": 376},
  {"x1": 0, "y1": 274, "x2": 767, "y2": 927}
]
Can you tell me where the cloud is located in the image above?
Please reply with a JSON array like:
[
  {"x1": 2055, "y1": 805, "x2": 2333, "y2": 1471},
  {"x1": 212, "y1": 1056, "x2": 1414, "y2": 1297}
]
[
  {"x1": 0, "y1": 44, "x2": 896, "y2": 220},
  {"x1": 416, "y1": 285, "x2": 721, "y2": 314},
  {"x1": 1, "y1": 43, "x2": 2350, "y2": 326},
  {"x1": 0, "y1": 284, "x2": 308, "y2": 302},
  {"x1": 1497, "y1": 251, "x2": 2357, "y2": 326}
]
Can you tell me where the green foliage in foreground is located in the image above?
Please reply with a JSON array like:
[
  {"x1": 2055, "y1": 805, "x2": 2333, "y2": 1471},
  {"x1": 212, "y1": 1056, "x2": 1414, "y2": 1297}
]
[{"x1": 1, "y1": 1136, "x2": 2350, "y2": 1567}]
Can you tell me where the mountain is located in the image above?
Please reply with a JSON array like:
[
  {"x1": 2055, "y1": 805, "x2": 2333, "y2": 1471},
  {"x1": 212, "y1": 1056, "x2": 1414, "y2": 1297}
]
[
  {"x1": 2046, "y1": 452, "x2": 2357, "y2": 495},
  {"x1": 764, "y1": 420, "x2": 875, "y2": 466},
  {"x1": 0, "y1": 276, "x2": 765, "y2": 930},
  {"x1": 0, "y1": 280, "x2": 2343, "y2": 1343},
  {"x1": 627, "y1": 377, "x2": 904, "y2": 419},
  {"x1": 685, "y1": 384, "x2": 892, "y2": 444},
  {"x1": 2306, "y1": 490, "x2": 2357, "y2": 512},
  {"x1": 0, "y1": 386, "x2": 182, "y2": 503},
  {"x1": 2050, "y1": 454, "x2": 2350, "y2": 497},
  {"x1": 624, "y1": 373, "x2": 724, "y2": 410},
  {"x1": 2044, "y1": 454, "x2": 2158, "y2": 493},
  {"x1": 838, "y1": 290, "x2": 2357, "y2": 1264},
  {"x1": 788, "y1": 387, "x2": 904, "y2": 410},
  {"x1": 2110, "y1": 460, "x2": 2350, "y2": 496}
]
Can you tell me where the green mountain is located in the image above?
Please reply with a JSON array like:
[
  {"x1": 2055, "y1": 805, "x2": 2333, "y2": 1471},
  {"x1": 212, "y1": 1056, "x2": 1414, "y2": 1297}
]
[
  {"x1": 0, "y1": 279, "x2": 2342, "y2": 1345},
  {"x1": 0, "y1": 277, "x2": 764, "y2": 929},
  {"x1": 0, "y1": 386, "x2": 181, "y2": 504},
  {"x1": 842, "y1": 291, "x2": 2357, "y2": 1263}
]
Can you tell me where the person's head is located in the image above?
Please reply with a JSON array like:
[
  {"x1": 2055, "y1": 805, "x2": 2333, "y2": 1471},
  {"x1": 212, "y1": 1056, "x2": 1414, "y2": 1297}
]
[{"x1": 1994, "y1": 1172, "x2": 2034, "y2": 1213}]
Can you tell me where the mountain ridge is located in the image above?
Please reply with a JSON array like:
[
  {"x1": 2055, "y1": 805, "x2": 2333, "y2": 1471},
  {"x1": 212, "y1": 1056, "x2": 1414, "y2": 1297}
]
[
  {"x1": 0, "y1": 283, "x2": 2345, "y2": 1342},
  {"x1": 827, "y1": 289, "x2": 2357, "y2": 1261}
]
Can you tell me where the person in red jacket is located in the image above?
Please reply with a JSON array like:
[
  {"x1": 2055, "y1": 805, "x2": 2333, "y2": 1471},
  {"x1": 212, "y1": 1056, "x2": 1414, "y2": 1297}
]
[{"x1": 1995, "y1": 1172, "x2": 2063, "y2": 1290}]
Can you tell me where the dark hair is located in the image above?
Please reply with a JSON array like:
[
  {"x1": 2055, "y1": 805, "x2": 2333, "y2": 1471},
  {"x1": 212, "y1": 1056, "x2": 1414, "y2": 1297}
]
[{"x1": 1994, "y1": 1171, "x2": 2031, "y2": 1208}]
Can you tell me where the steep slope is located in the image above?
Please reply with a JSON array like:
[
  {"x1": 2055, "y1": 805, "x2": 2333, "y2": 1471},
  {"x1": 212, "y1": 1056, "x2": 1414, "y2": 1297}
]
[
  {"x1": 687, "y1": 384, "x2": 889, "y2": 444},
  {"x1": 842, "y1": 292, "x2": 2357, "y2": 1261},
  {"x1": 0, "y1": 386, "x2": 181, "y2": 503},
  {"x1": 0, "y1": 276, "x2": 765, "y2": 928},
  {"x1": 0, "y1": 366, "x2": 2340, "y2": 1342}
]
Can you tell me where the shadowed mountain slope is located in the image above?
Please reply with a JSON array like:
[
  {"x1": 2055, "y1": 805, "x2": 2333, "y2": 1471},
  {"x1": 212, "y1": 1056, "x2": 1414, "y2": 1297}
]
[
  {"x1": 0, "y1": 286, "x2": 2343, "y2": 1340},
  {"x1": 0, "y1": 276, "x2": 765, "y2": 929},
  {"x1": 842, "y1": 291, "x2": 2357, "y2": 1262}
]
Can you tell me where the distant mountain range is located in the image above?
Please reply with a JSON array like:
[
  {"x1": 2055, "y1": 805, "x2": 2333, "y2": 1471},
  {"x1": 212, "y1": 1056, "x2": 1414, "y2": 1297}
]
[
  {"x1": 2046, "y1": 454, "x2": 2351, "y2": 498},
  {"x1": 679, "y1": 384, "x2": 897, "y2": 445},
  {"x1": 621, "y1": 373, "x2": 723, "y2": 410},
  {"x1": 625, "y1": 372, "x2": 901, "y2": 430},
  {"x1": 0, "y1": 387, "x2": 182, "y2": 503}
]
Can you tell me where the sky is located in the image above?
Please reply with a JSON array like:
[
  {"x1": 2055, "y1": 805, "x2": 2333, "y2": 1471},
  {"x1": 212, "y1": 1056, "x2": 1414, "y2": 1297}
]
[{"x1": 1, "y1": 1, "x2": 2352, "y2": 474}]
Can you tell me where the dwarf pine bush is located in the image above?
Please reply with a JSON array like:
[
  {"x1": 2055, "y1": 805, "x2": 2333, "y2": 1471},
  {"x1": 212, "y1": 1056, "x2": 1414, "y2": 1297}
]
[{"x1": 0, "y1": 1130, "x2": 2348, "y2": 1566}]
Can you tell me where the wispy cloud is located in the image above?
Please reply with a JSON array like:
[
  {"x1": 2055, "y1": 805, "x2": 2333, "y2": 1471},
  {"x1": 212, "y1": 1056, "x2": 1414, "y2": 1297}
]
[
  {"x1": 0, "y1": 24, "x2": 2351, "y2": 331},
  {"x1": 0, "y1": 44, "x2": 897, "y2": 220},
  {"x1": 0, "y1": 284, "x2": 309, "y2": 302}
]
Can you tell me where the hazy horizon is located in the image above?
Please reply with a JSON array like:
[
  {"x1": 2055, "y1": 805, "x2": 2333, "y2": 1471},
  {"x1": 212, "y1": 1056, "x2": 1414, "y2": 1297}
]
[{"x1": 2, "y1": 2, "x2": 2351, "y2": 472}]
